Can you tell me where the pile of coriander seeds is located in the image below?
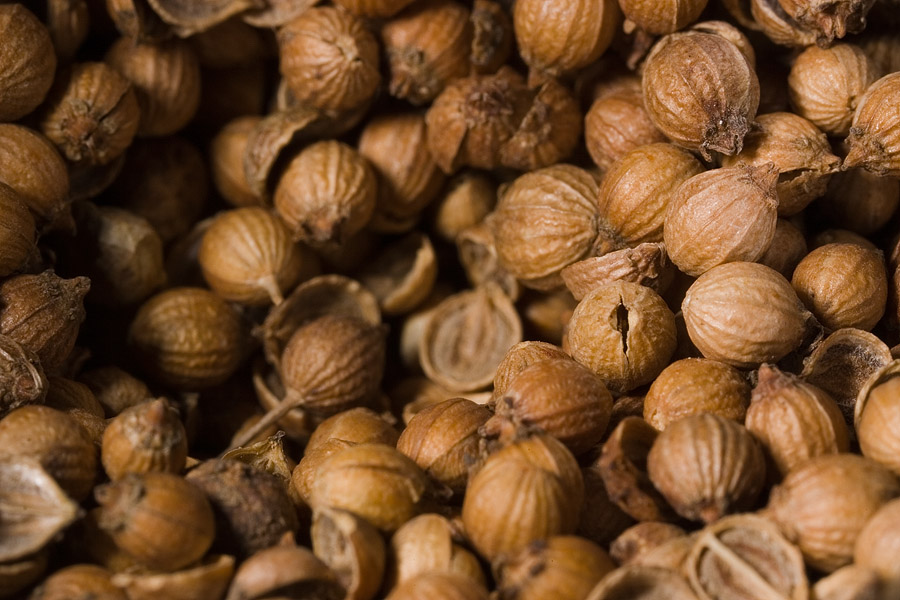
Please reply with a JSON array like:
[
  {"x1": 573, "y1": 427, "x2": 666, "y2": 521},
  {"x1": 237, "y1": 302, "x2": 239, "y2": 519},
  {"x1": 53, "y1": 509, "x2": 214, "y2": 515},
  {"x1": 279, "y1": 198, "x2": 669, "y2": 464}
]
[{"x1": 1, "y1": 0, "x2": 900, "y2": 598}]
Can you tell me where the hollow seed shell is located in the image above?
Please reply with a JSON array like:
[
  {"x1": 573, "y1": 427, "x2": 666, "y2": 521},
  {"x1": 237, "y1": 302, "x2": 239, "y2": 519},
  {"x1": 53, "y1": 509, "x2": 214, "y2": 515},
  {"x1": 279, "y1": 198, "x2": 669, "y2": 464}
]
[
  {"x1": 387, "y1": 513, "x2": 485, "y2": 588},
  {"x1": 419, "y1": 283, "x2": 522, "y2": 392},
  {"x1": 224, "y1": 542, "x2": 344, "y2": 600},
  {"x1": 0, "y1": 457, "x2": 79, "y2": 563},
  {"x1": 29, "y1": 565, "x2": 125, "y2": 600},
  {"x1": 685, "y1": 514, "x2": 808, "y2": 600},
  {"x1": 584, "y1": 565, "x2": 698, "y2": 600},
  {"x1": 110, "y1": 554, "x2": 235, "y2": 600},
  {"x1": 147, "y1": 0, "x2": 260, "y2": 36}
]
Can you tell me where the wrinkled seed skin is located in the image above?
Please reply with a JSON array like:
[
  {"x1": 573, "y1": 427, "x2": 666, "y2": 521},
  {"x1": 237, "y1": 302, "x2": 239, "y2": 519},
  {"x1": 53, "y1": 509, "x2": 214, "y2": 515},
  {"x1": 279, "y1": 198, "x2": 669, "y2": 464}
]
[
  {"x1": 333, "y1": 0, "x2": 418, "y2": 18},
  {"x1": 845, "y1": 72, "x2": 900, "y2": 177},
  {"x1": 280, "y1": 315, "x2": 386, "y2": 419},
  {"x1": 397, "y1": 398, "x2": 491, "y2": 493},
  {"x1": 100, "y1": 399, "x2": 188, "y2": 481},
  {"x1": 199, "y1": 207, "x2": 303, "y2": 306},
  {"x1": 642, "y1": 32, "x2": 759, "y2": 159},
  {"x1": 186, "y1": 459, "x2": 300, "y2": 558},
  {"x1": 492, "y1": 341, "x2": 571, "y2": 400},
  {"x1": 858, "y1": 377, "x2": 900, "y2": 477},
  {"x1": 224, "y1": 542, "x2": 343, "y2": 600},
  {"x1": 618, "y1": 0, "x2": 708, "y2": 34},
  {"x1": 94, "y1": 472, "x2": 216, "y2": 572},
  {"x1": 644, "y1": 358, "x2": 750, "y2": 431},
  {"x1": 462, "y1": 455, "x2": 578, "y2": 561},
  {"x1": 0, "y1": 405, "x2": 97, "y2": 502},
  {"x1": 854, "y1": 497, "x2": 900, "y2": 580},
  {"x1": 275, "y1": 140, "x2": 376, "y2": 245},
  {"x1": 128, "y1": 288, "x2": 245, "y2": 390},
  {"x1": 381, "y1": 0, "x2": 473, "y2": 106},
  {"x1": 584, "y1": 94, "x2": 667, "y2": 172},
  {"x1": 278, "y1": 7, "x2": 381, "y2": 114},
  {"x1": 425, "y1": 68, "x2": 532, "y2": 174},
  {"x1": 513, "y1": 0, "x2": 620, "y2": 77},
  {"x1": 778, "y1": 0, "x2": 875, "y2": 46},
  {"x1": 39, "y1": 62, "x2": 140, "y2": 167},
  {"x1": 28, "y1": 564, "x2": 125, "y2": 600},
  {"x1": 788, "y1": 43, "x2": 879, "y2": 138},
  {"x1": 386, "y1": 572, "x2": 489, "y2": 600},
  {"x1": 720, "y1": 111, "x2": 840, "y2": 216},
  {"x1": 664, "y1": 163, "x2": 778, "y2": 277},
  {"x1": 598, "y1": 143, "x2": 704, "y2": 246},
  {"x1": 309, "y1": 443, "x2": 429, "y2": 532},
  {"x1": 766, "y1": 453, "x2": 900, "y2": 573},
  {"x1": 0, "y1": 5, "x2": 56, "y2": 123},
  {"x1": 647, "y1": 413, "x2": 766, "y2": 523},
  {"x1": 491, "y1": 164, "x2": 599, "y2": 289},
  {"x1": 361, "y1": 111, "x2": 445, "y2": 227},
  {"x1": 105, "y1": 37, "x2": 201, "y2": 137},
  {"x1": 388, "y1": 513, "x2": 486, "y2": 588},
  {"x1": 564, "y1": 281, "x2": 677, "y2": 393},
  {"x1": 491, "y1": 358, "x2": 613, "y2": 455},
  {"x1": 496, "y1": 535, "x2": 615, "y2": 600},
  {"x1": 0, "y1": 124, "x2": 70, "y2": 227},
  {"x1": 791, "y1": 243, "x2": 887, "y2": 332},
  {"x1": 0, "y1": 271, "x2": 90, "y2": 374},
  {"x1": 0, "y1": 184, "x2": 35, "y2": 278},
  {"x1": 746, "y1": 365, "x2": 849, "y2": 476},
  {"x1": 682, "y1": 262, "x2": 809, "y2": 368}
]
